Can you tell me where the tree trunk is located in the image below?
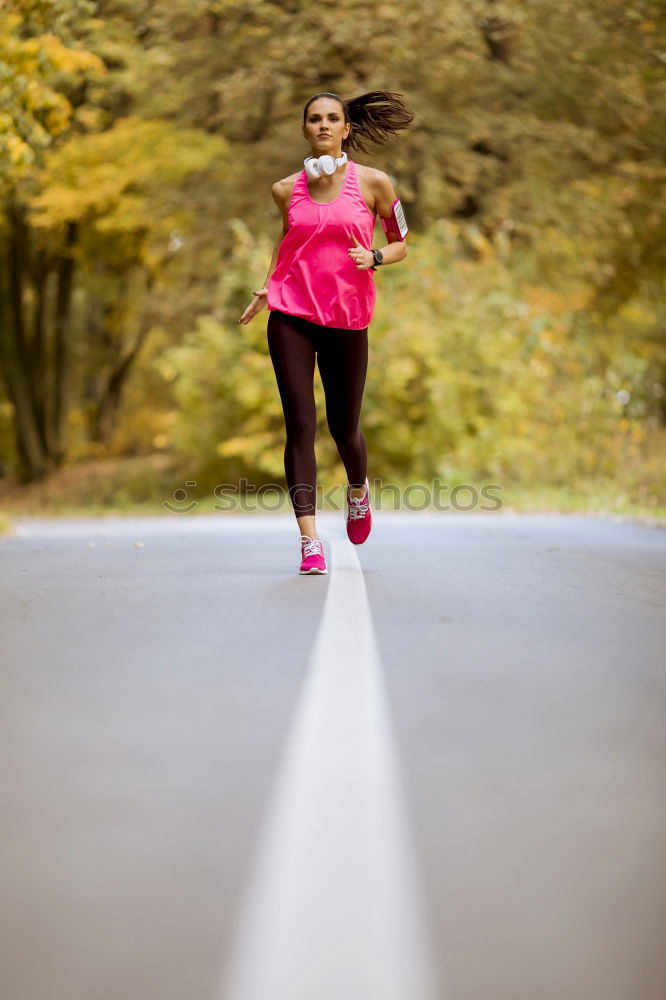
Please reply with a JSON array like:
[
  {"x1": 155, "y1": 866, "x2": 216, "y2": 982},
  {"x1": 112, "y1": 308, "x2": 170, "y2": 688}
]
[
  {"x1": 30, "y1": 247, "x2": 56, "y2": 456},
  {"x1": 89, "y1": 270, "x2": 155, "y2": 444},
  {"x1": 90, "y1": 326, "x2": 151, "y2": 444},
  {"x1": 52, "y1": 221, "x2": 78, "y2": 464},
  {"x1": 1, "y1": 208, "x2": 49, "y2": 480}
]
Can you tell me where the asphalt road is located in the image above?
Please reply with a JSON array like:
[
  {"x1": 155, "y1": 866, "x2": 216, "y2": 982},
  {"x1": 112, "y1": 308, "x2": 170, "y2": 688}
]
[{"x1": 1, "y1": 511, "x2": 665, "y2": 1000}]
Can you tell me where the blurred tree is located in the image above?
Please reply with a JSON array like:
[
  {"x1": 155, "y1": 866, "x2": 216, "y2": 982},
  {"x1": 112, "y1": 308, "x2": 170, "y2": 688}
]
[
  {"x1": 0, "y1": 0, "x2": 227, "y2": 479},
  {"x1": 0, "y1": 0, "x2": 102, "y2": 478}
]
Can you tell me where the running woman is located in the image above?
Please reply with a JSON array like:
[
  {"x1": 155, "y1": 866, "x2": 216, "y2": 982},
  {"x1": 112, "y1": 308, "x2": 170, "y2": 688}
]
[{"x1": 238, "y1": 91, "x2": 413, "y2": 574}]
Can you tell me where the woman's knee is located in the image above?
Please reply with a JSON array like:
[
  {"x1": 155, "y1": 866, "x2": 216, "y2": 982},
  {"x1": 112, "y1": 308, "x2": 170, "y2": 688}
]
[
  {"x1": 329, "y1": 423, "x2": 363, "y2": 449},
  {"x1": 285, "y1": 414, "x2": 317, "y2": 446}
]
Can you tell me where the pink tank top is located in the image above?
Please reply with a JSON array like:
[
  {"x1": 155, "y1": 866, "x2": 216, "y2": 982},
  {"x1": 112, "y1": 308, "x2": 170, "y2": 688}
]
[{"x1": 266, "y1": 158, "x2": 376, "y2": 330}]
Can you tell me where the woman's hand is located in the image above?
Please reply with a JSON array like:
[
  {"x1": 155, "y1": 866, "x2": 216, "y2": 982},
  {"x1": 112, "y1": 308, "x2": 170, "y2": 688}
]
[
  {"x1": 347, "y1": 233, "x2": 374, "y2": 270},
  {"x1": 238, "y1": 288, "x2": 269, "y2": 325}
]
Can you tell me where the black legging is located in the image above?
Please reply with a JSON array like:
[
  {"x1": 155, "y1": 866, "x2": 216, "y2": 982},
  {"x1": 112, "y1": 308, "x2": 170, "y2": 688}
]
[{"x1": 267, "y1": 309, "x2": 368, "y2": 517}]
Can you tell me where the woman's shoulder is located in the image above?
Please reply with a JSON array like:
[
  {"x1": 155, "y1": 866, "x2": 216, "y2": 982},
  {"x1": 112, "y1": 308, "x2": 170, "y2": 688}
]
[
  {"x1": 271, "y1": 171, "x2": 302, "y2": 211},
  {"x1": 353, "y1": 162, "x2": 396, "y2": 216},
  {"x1": 354, "y1": 163, "x2": 397, "y2": 205},
  {"x1": 355, "y1": 162, "x2": 392, "y2": 182}
]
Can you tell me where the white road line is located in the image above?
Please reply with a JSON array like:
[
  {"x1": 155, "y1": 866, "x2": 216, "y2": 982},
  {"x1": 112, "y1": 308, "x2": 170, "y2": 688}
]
[{"x1": 216, "y1": 525, "x2": 442, "y2": 1000}]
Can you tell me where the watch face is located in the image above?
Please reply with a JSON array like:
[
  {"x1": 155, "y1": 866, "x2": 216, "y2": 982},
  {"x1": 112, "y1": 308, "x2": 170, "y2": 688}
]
[{"x1": 374, "y1": 249, "x2": 384, "y2": 264}]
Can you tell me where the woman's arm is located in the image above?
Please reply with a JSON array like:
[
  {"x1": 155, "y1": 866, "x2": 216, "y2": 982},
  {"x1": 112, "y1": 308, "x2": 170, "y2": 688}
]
[
  {"x1": 261, "y1": 229, "x2": 286, "y2": 288},
  {"x1": 373, "y1": 173, "x2": 408, "y2": 264},
  {"x1": 237, "y1": 183, "x2": 290, "y2": 324},
  {"x1": 260, "y1": 182, "x2": 290, "y2": 287}
]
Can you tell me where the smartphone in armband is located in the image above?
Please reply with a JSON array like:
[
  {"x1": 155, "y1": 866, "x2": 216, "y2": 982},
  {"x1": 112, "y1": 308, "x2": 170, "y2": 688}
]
[{"x1": 380, "y1": 198, "x2": 409, "y2": 241}]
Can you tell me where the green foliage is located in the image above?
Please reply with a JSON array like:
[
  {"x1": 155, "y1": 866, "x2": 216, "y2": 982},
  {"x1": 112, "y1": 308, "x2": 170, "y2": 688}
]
[
  {"x1": 0, "y1": 1, "x2": 104, "y2": 185},
  {"x1": 29, "y1": 117, "x2": 227, "y2": 232},
  {"x1": 158, "y1": 220, "x2": 288, "y2": 489}
]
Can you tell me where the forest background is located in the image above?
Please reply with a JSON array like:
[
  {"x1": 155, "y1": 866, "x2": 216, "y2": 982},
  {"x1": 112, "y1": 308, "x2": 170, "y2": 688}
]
[{"x1": 1, "y1": 0, "x2": 664, "y2": 525}]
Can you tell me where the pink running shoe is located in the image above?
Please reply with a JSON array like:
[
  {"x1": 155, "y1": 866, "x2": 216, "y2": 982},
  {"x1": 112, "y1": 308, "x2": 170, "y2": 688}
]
[
  {"x1": 346, "y1": 478, "x2": 372, "y2": 544},
  {"x1": 299, "y1": 534, "x2": 327, "y2": 575}
]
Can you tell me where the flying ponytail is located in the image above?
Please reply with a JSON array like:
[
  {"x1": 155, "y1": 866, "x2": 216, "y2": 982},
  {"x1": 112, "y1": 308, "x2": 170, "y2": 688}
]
[{"x1": 302, "y1": 90, "x2": 415, "y2": 154}]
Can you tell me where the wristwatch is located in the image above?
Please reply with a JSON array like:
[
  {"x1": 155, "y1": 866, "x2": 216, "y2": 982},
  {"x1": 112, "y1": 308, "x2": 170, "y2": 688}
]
[{"x1": 372, "y1": 248, "x2": 384, "y2": 267}]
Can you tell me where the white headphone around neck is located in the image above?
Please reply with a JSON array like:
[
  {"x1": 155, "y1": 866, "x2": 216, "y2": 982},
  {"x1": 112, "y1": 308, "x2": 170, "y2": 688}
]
[{"x1": 304, "y1": 151, "x2": 348, "y2": 179}]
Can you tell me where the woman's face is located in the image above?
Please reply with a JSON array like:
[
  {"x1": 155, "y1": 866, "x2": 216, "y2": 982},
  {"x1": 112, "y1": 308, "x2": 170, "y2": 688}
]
[{"x1": 302, "y1": 98, "x2": 350, "y2": 155}]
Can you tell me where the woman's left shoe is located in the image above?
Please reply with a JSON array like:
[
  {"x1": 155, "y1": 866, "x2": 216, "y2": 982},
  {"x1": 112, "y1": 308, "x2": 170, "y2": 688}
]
[
  {"x1": 346, "y1": 478, "x2": 372, "y2": 544},
  {"x1": 299, "y1": 534, "x2": 328, "y2": 574}
]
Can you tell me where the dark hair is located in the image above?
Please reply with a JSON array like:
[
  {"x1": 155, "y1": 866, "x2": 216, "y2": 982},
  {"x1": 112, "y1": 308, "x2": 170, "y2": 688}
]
[{"x1": 302, "y1": 91, "x2": 415, "y2": 155}]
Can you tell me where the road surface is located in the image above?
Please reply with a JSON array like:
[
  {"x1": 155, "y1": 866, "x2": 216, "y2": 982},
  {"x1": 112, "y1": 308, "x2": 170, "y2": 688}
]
[{"x1": 1, "y1": 511, "x2": 665, "y2": 1000}]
